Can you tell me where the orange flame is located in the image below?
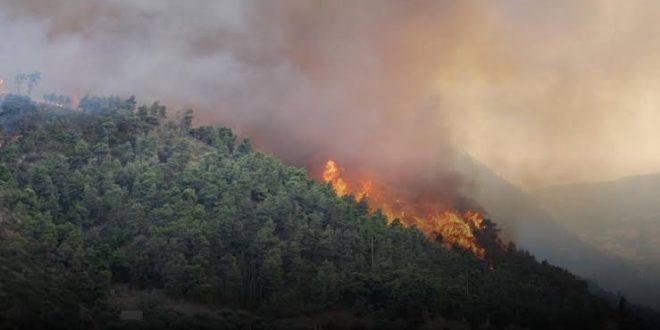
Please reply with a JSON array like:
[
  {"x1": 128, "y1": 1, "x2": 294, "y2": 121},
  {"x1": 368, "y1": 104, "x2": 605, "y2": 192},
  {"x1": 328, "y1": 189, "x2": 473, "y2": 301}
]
[
  {"x1": 322, "y1": 160, "x2": 348, "y2": 196},
  {"x1": 322, "y1": 160, "x2": 485, "y2": 257}
]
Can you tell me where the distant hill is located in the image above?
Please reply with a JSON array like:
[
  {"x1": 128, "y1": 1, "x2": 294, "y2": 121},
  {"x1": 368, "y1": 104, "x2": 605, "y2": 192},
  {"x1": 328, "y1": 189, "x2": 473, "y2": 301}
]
[
  {"x1": 530, "y1": 173, "x2": 660, "y2": 309},
  {"x1": 455, "y1": 154, "x2": 660, "y2": 310},
  {"x1": 0, "y1": 94, "x2": 656, "y2": 329}
]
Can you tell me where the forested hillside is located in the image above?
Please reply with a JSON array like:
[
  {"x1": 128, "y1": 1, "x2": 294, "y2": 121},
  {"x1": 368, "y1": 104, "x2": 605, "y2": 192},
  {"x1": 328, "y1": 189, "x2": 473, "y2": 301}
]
[{"x1": 0, "y1": 95, "x2": 655, "y2": 329}]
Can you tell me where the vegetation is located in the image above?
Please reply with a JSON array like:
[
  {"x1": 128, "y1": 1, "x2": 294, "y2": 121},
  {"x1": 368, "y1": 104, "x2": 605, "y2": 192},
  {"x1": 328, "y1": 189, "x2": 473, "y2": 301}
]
[
  {"x1": 0, "y1": 94, "x2": 656, "y2": 329},
  {"x1": 13, "y1": 73, "x2": 40, "y2": 97}
]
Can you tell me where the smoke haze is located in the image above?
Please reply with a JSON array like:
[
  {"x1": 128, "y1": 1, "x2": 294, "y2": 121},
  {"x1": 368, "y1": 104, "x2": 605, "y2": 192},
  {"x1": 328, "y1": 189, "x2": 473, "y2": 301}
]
[{"x1": 2, "y1": 0, "x2": 660, "y2": 190}]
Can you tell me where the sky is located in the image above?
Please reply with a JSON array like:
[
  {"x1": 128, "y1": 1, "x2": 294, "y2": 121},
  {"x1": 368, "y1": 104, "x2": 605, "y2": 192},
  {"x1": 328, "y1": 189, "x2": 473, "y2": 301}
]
[{"x1": 1, "y1": 0, "x2": 660, "y2": 190}]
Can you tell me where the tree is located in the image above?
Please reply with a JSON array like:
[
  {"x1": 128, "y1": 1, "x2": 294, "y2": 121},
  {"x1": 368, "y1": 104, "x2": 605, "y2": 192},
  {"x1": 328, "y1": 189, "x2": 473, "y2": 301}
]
[
  {"x1": 26, "y1": 72, "x2": 41, "y2": 97},
  {"x1": 221, "y1": 253, "x2": 243, "y2": 307},
  {"x1": 180, "y1": 109, "x2": 194, "y2": 133},
  {"x1": 0, "y1": 98, "x2": 651, "y2": 329},
  {"x1": 313, "y1": 260, "x2": 340, "y2": 307},
  {"x1": 237, "y1": 138, "x2": 252, "y2": 156},
  {"x1": 14, "y1": 73, "x2": 27, "y2": 94}
]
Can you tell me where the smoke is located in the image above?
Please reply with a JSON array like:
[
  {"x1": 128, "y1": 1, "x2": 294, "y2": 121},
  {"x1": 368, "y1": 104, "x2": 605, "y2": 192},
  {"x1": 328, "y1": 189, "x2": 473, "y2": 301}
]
[{"x1": 2, "y1": 0, "x2": 660, "y2": 192}]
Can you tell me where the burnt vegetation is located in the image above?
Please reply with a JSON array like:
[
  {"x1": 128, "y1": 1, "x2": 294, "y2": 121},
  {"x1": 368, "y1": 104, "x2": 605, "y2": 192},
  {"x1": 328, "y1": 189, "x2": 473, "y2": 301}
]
[{"x1": 0, "y1": 95, "x2": 657, "y2": 329}]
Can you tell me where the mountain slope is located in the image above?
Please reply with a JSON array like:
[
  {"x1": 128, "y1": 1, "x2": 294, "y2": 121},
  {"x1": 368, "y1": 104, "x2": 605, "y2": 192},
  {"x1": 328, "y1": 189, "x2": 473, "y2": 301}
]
[
  {"x1": 456, "y1": 154, "x2": 660, "y2": 310},
  {"x1": 0, "y1": 95, "x2": 654, "y2": 329},
  {"x1": 531, "y1": 174, "x2": 660, "y2": 308}
]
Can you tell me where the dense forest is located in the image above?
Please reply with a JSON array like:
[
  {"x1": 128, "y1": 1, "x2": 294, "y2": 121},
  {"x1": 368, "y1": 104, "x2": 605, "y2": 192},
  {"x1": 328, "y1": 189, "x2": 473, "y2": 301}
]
[{"x1": 0, "y1": 94, "x2": 657, "y2": 329}]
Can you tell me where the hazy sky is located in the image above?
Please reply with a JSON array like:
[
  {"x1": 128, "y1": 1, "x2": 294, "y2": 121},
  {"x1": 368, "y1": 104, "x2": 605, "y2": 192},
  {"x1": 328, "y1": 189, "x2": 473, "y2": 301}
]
[{"x1": 1, "y1": 0, "x2": 660, "y2": 190}]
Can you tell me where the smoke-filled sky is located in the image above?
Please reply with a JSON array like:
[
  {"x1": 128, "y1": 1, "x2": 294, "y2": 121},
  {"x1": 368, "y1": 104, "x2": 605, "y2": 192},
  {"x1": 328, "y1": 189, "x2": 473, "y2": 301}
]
[{"x1": 2, "y1": 0, "x2": 660, "y2": 190}]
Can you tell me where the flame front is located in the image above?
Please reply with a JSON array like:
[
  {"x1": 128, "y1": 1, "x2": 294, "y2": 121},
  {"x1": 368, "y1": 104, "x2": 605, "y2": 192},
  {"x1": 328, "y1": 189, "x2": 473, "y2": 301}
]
[
  {"x1": 322, "y1": 160, "x2": 485, "y2": 257},
  {"x1": 322, "y1": 160, "x2": 348, "y2": 196}
]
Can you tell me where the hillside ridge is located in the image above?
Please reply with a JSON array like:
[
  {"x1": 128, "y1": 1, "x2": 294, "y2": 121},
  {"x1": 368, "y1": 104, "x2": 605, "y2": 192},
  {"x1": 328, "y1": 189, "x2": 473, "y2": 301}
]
[{"x1": 0, "y1": 94, "x2": 656, "y2": 329}]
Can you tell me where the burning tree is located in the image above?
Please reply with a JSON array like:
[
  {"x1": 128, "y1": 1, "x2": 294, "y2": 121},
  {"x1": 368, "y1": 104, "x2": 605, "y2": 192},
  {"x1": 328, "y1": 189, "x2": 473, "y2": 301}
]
[
  {"x1": 321, "y1": 160, "x2": 487, "y2": 257},
  {"x1": 43, "y1": 93, "x2": 72, "y2": 107}
]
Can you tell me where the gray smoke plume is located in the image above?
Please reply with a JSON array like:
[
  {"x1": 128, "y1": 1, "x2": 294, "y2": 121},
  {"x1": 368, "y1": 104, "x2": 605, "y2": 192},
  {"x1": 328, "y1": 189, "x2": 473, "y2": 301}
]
[{"x1": 2, "y1": 0, "x2": 660, "y2": 191}]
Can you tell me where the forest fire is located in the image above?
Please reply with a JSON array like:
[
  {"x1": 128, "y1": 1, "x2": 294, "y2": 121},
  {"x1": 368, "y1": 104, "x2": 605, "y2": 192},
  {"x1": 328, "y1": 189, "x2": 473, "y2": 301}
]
[{"x1": 322, "y1": 160, "x2": 486, "y2": 258}]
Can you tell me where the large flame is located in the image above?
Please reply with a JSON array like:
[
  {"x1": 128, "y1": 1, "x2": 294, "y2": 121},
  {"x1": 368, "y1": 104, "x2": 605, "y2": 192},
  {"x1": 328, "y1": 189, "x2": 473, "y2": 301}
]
[
  {"x1": 322, "y1": 160, "x2": 348, "y2": 197},
  {"x1": 321, "y1": 160, "x2": 485, "y2": 257}
]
